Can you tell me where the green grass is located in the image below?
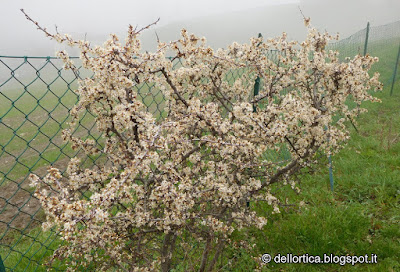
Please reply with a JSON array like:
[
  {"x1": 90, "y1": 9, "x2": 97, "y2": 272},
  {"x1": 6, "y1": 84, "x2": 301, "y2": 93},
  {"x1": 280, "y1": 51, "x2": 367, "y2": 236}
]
[
  {"x1": 0, "y1": 227, "x2": 64, "y2": 272},
  {"x1": 0, "y1": 81, "x2": 91, "y2": 173},
  {"x1": 0, "y1": 63, "x2": 166, "y2": 271},
  {"x1": 0, "y1": 73, "x2": 167, "y2": 182},
  {"x1": 1, "y1": 41, "x2": 399, "y2": 271},
  {"x1": 220, "y1": 78, "x2": 400, "y2": 271}
]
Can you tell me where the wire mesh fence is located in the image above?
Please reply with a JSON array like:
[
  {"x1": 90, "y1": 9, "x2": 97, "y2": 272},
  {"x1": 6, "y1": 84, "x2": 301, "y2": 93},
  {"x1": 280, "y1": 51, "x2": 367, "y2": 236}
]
[
  {"x1": 0, "y1": 20, "x2": 399, "y2": 271},
  {"x1": 329, "y1": 20, "x2": 400, "y2": 91},
  {"x1": 0, "y1": 56, "x2": 185, "y2": 271}
]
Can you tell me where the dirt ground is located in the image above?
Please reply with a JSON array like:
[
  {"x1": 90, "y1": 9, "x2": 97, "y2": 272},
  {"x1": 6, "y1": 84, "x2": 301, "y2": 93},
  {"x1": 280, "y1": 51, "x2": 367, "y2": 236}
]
[{"x1": 0, "y1": 157, "x2": 71, "y2": 240}]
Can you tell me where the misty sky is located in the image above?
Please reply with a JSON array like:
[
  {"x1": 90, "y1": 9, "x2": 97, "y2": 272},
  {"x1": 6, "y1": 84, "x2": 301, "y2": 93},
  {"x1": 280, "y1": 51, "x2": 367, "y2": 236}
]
[
  {"x1": 1, "y1": 0, "x2": 298, "y2": 38},
  {"x1": 1, "y1": 0, "x2": 399, "y2": 55}
]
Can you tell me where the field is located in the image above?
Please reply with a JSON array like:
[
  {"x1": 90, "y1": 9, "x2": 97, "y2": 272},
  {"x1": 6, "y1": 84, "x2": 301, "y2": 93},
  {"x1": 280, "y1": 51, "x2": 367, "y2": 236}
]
[
  {"x1": 0, "y1": 37, "x2": 399, "y2": 271},
  {"x1": 222, "y1": 40, "x2": 400, "y2": 271},
  {"x1": 0, "y1": 57, "x2": 167, "y2": 271},
  {"x1": 226, "y1": 82, "x2": 400, "y2": 271}
]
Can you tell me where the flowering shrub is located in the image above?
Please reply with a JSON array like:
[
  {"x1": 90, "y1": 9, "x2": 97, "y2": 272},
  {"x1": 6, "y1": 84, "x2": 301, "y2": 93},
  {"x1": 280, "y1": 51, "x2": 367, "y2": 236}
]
[{"x1": 24, "y1": 10, "x2": 381, "y2": 271}]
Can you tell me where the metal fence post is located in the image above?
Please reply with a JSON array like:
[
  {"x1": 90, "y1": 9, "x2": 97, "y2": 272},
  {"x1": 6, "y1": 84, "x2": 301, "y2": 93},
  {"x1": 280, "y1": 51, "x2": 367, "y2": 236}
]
[
  {"x1": 328, "y1": 154, "x2": 334, "y2": 191},
  {"x1": 253, "y1": 76, "x2": 261, "y2": 113},
  {"x1": 252, "y1": 33, "x2": 263, "y2": 113},
  {"x1": 324, "y1": 126, "x2": 334, "y2": 192},
  {"x1": 0, "y1": 255, "x2": 5, "y2": 272},
  {"x1": 390, "y1": 41, "x2": 400, "y2": 96},
  {"x1": 363, "y1": 22, "x2": 370, "y2": 56},
  {"x1": 247, "y1": 33, "x2": 263, "y2": 208}
]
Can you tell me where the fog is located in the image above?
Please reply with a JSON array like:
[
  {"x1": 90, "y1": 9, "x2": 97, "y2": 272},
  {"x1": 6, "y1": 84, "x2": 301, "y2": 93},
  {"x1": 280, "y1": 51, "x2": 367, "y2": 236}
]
[
  {"x1": 300, "y1": 0, "x2": 400, "y2": 36},
  {"x1": 0, "y1": 0, "x2": 399, "y2": 56}
]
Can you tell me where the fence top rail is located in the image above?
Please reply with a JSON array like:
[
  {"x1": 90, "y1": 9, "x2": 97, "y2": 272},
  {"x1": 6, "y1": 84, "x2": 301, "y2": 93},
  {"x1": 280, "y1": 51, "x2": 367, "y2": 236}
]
[
  {"x1": 0, "y1": 55, "x2": 80, "y2": 59},
  {"x1": 0, "y1": 55, "x2": 179, "y2": 60},
  {"x1": 0, "y1": 53, "x2": 282, "y2": 60}
]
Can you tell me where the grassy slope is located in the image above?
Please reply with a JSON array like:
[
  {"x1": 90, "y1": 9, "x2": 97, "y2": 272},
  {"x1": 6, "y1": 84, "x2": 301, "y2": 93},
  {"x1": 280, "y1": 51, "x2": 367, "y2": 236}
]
[
  {"x1": 223, "y1": 79, "x2": 400, "y2": 270},
  {"x1": 1, "y1": 45, "x2": 399, "y2": 271},
  {"x1": 0, "y1": 64, "x2": 165, "y2": 271},
  {"x1": 5, "y1": 83, "x2": 399, "y2": 272}
]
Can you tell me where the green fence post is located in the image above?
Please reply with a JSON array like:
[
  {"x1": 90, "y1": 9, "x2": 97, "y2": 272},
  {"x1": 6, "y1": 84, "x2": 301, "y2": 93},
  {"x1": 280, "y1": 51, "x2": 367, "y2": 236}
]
[
  {"x1": 253, "y1": 77, "x2": 261, "y2": 113},
  {"x1": 247, "y1": 33, "x2": 263, "y2": 208},
  {"x1": 363, "y1": 22, "x2": 370, "y2": 56},
  {"x1": 328, "y1": 154, "x2": 334, "y2": 191},
  {"x1": 252, "y1": 33, "x2": 263, "y2": 113},
  {"x1": 0, "y1": 255, "x2": 5, "y2": 272},
  {"x1": 390, "y1": 41, "x2": 400, "y2": 96},
  {"x1": 324, "y1": 126, "x2": 334, "y2": 192}
]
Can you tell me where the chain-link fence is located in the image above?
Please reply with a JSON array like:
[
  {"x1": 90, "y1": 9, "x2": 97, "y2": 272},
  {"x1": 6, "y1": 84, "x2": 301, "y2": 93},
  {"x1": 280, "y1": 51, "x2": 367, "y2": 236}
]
[
  {"x1": 0, "y1": 54, "x2": 264, "y2": 271},
  {"x1": 329, "y1": 20, "x2": 400, "y2": 93},
  {"x1": 1, "y1": 20, "x2": 399, "y2": 271},
  {"x1": 0, "y1": 55, "x2": 193, "y2": 271}
]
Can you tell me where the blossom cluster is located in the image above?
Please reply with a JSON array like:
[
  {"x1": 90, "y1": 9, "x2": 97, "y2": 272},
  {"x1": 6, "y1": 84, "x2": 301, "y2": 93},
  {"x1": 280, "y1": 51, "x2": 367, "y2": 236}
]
[{"x1": 24, "y1": 10, "x2": 381, "y2": 271}]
